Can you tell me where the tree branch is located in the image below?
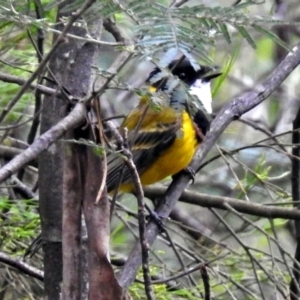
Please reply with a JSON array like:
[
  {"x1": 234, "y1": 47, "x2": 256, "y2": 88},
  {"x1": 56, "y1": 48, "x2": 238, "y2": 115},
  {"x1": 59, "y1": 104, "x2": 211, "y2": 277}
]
[
  {"x1": 0, "y1": 72, "x2": 61, "y2": 98},
  {"x1": 144, "y1": 186, "x2": 300, "y2": 220},
  {"x1": 0, "y1": 251, "x2": 43, "y2": 281},
  {"x1": 0, "y1": 103, "x2": 86, "y2": 183}
]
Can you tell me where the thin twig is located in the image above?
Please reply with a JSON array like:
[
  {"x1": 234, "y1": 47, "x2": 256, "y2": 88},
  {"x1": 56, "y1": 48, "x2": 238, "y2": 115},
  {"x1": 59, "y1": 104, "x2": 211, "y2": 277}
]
[
  {"x1": 122, "y1": 128, "x2": 155, "y2": 300},
  {"x1": 238, "y1": 117, "x2": 287, "y2": 152},
  {"x1": 0, "y1": 251, "x2": 43, "y2": 281},
  {"x1": 200, "y1": 265, "x2": 210, "y2": 300},
  {"x1": 150, "y1": 255, "x2": 224, "y2": 285},
  {"x1": 290, "y1": 104, "x2": 300, "y2": 299},
  {"x1": 94, "y1": 95, "x2": 108, "y2": 204},
  {"x1": 161, "y1": 228, "x2": 197, "y2": 287},
  {"x1": 198, "y1": 128, "x2": 300, "y2": 172},
  {"x1": 0, "y1": 71, "x2": 63, "y2": 98},
  {"x1": 105, "y1": 121, "x2": 125, "y2": 219},
  {"x1": 49, "y1": 27, "x2": 122, "y2": 46},
  {"x1": 26, "y1": 26, "x2": 44, "y2": 145},
  {"x1": 211, "y1": 208, "x2": 266, "y2": 300},
  {"x1": 220, "y1": 203, "x2": 288, "y2": 298},
  {"x1": 107, "y1": 123, "x2": 154, "y2": 299}
]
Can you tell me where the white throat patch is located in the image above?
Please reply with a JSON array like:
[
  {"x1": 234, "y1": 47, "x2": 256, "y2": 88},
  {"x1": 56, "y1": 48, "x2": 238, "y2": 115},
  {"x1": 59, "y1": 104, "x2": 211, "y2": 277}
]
[{"x1": 189, "y1": 79, "x2": 212, "y2": 114}]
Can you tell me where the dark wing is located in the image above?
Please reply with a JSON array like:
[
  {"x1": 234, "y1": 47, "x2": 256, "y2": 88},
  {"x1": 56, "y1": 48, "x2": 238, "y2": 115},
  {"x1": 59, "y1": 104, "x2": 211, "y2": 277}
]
[{"x1": 106, "y1": 119, "x2": 181, "y2": 192}]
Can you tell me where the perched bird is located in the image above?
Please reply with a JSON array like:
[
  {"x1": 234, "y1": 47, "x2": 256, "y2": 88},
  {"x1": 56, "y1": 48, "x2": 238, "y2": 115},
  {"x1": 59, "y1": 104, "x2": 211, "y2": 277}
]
[
  {"x1": 25, "y1": 58, "x2": 221, "y2": 258},
  {"x1": 106, "y1": 57, "x2": 221, "y2": 193}
]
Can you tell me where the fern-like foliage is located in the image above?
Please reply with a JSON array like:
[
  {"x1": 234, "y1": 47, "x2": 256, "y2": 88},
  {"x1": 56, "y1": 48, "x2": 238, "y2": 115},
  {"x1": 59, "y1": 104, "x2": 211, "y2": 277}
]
[
  {"x1": 99, "y1": 0, "x2": 295, "y2": 64},
  {"x1": 0, "y1": 0, "x2": 296, "y2": 65}
]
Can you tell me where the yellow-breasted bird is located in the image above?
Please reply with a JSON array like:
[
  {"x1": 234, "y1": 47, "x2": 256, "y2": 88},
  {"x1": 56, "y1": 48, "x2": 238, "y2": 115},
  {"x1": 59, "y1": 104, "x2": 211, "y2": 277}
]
[{"x1": 106, "y1": 57, "x2": 221, "y2": 193}]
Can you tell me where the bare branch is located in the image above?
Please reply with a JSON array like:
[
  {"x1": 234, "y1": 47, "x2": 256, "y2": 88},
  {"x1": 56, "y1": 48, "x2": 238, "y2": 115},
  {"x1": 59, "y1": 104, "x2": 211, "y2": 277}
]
[
  {"x1": 0, "y1": 71, "x2": 61, "y2": 98},
  {"x1": 144, "y1": 186, "x2": 300, "y2": 220},
  {"x1": 0, "y1": 103, "x2": 86, "y2": 183},
  {"x1": 122, "y1": 129, "x2": 155, "y2": 300},
  {"x1": 106, "y1": 121, "x2": 154, "y2": 299},
  {"x1": 103, "y1": 18, "x2": 127, "y2": 44},
  {"x1": 10, "y1": 175, "x2": 37, "y2": 200},
  {"x1": 0, "y1": 251, "x2": 43, "y2": 281}
]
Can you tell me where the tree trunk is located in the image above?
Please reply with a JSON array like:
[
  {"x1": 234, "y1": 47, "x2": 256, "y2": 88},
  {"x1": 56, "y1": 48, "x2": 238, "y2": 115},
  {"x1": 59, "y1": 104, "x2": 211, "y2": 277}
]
[{"x1": 39, "y1": 2, "x2": 102, "y2": 298}]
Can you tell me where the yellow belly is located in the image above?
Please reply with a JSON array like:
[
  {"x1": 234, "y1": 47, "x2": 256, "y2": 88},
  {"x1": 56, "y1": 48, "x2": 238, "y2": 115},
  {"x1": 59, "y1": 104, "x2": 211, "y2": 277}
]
[{"x1": 120, "y1": 111, "x2": 198, "y2": 192}]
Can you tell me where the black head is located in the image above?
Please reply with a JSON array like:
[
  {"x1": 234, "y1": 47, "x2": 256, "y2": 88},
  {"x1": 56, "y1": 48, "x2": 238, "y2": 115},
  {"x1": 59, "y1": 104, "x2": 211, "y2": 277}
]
[
  {"x1": 147, "y1": 58, "x2": 221, "y2": 89},
  {"x1": 168, "y1": 58, "x2": 214, "y2": 86}
]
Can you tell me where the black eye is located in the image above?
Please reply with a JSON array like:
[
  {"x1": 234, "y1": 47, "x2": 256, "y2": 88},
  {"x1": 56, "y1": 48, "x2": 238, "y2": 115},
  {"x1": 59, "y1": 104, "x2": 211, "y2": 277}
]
[{"x1": 179, "y1": 72, "x2": 186, "y2": 78}]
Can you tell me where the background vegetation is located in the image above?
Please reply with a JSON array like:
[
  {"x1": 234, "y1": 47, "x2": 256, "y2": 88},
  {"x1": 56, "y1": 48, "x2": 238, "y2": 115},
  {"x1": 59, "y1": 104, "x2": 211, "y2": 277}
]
[{"x1": 0, "y1": 0, "x2": 300, "y2": 299}]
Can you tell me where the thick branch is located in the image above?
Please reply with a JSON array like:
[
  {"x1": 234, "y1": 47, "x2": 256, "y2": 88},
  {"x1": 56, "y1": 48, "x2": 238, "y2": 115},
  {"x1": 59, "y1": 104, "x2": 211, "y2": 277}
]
[
  {"x1": 0, "y1": 103, "x2": 86, "y2": 183},
  {"x1": 144, "y1": 186, "x2": 300, "y2": 220}
]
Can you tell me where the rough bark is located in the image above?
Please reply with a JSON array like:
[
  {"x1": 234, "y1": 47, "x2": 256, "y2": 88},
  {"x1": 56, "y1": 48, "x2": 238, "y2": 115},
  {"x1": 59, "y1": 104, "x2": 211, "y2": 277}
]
[{"x1": 39, "y1": 1, "x2": 99, "y2": 298}]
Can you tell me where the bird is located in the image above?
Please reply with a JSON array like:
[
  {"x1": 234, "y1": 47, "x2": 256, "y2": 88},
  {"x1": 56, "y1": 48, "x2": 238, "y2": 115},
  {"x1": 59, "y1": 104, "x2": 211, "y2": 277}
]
[
  {"x1": 24, "y1": 58, "x2": 221, "y2": 259},
  {"x1": 106, "y1": 57, "x2": 221, "y2": 193}
]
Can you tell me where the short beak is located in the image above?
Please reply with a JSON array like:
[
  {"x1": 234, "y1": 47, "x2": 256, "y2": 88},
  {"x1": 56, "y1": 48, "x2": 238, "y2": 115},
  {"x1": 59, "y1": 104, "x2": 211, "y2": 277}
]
[
  {"x1": 204, "y1": 72, "x2": 222, "y2": 81},
  {"x1": 199, "y1": 65, "x2": 222, "y2": 81}
]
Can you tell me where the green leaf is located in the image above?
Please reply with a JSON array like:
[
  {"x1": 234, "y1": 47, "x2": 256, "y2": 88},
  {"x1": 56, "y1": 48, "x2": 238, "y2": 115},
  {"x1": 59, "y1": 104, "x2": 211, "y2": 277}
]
[
  {"x1": 212, "y1": 39, "x2": 242, "y2": 97},
  {"x1": 235, "y1": 25, "x2": 256, "y2": 48},
  {"x1": 252, "y1": 24, "x2": 293, "y2": 52},
  {"x1": 220, "y1": 23, "x2": 231, "y2": 44}
]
